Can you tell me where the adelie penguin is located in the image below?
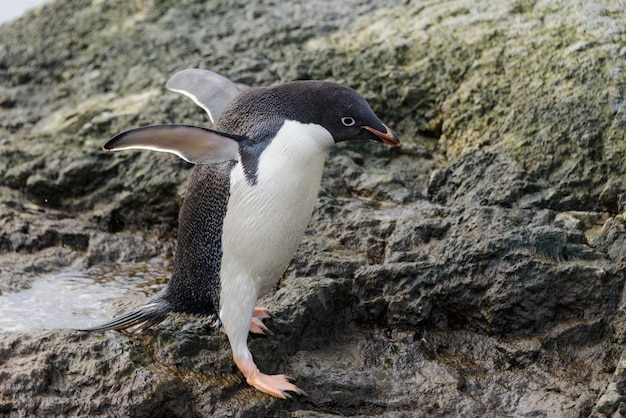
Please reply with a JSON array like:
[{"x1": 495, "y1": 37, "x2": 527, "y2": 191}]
[{"x1": 86, "y1": 68, "x2": 400, "y2": 398}]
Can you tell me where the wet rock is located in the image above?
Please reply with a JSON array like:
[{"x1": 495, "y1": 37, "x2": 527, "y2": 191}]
[{"x1": 1, "y1": 0, "x2": 626, "y2": 416}]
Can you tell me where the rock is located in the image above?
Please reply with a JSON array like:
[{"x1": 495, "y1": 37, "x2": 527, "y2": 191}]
[{"x1": 1, "y1": 0, "x2": 626, "y2": 416}]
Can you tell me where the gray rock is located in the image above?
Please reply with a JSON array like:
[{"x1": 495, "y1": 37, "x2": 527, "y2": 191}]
[{"x1": 1, "y1": 0, "x2": 625, "y2": 416}]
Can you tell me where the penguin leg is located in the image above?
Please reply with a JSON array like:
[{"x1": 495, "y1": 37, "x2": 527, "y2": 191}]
[{"x1": 220, "y1": 277, "x2": 304, "y2": 398}]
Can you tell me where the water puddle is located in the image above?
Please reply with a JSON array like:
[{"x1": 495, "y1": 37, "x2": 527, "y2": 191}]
[{"x1": 0, "y1": 262, "x2": 170, "y2": 331}]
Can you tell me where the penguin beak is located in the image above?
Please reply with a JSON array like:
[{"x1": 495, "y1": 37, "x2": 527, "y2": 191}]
[{"x1": 363, "y1": 124, "x2": 401, "y2": 147}]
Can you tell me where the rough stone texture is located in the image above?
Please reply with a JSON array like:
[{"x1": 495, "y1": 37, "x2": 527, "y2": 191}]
[{"x1": 1, "y1": 0, "x2": 625, "y2": 416}]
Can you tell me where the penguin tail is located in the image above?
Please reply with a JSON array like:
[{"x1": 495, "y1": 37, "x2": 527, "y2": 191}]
[{"x1": 81, "y1": 300, "x2": 171, "y2": 333}]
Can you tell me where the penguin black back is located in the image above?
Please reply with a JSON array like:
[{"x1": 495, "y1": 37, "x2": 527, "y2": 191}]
[{"x1": 165, "y1": 161, "x2": 235, "y2": 316}]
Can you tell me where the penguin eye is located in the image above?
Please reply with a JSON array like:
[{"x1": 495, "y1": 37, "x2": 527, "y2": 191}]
[{"x1": 341, "y1": 117, "x2": 356, "y2": 127}]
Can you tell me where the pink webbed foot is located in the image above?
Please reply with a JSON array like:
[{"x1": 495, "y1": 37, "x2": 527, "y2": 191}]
[
  {"x1": 220, "y1": 307, "x2": 274, "y2": 336},
  {"x1": 249, "y1": 307, "x2": 274, "y2": 335},
  {"x1": 235, "y1": 355, "x2": 307, "y2": 399}
]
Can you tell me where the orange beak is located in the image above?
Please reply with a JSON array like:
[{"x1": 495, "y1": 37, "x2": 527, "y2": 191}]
[{"x1": 364, "y1": 124, "x2": 401, "y2": 146}]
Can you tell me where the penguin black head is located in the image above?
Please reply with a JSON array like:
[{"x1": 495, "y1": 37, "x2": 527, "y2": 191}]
[
  {"x1": 286, "y1": 81, "x2": 400, "y2": 147},
  {"x1": 219, "y1": 80, "x2": 400, "y2": 147}
]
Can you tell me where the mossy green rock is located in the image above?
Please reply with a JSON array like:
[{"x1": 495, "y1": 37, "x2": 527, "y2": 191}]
[{"x1": 1, "y1": 0, "x2": 625, "y2": 416}]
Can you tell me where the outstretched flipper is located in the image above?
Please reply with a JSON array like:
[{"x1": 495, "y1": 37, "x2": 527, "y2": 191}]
[
  {"x1": 102, "y1": 124, "x2": 245, "y2": 165},
  {"x1": 82, "y1": 300, "x2": 171, "y2": 332},
  {"x1": 166, "y1": 68, "x2": 241, "y2": 124},
  {"x1": 103, "y1": 69, "x2": 244, "y2": 164}
]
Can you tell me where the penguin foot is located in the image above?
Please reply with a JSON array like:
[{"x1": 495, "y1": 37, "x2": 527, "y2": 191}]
[
  {"x1": 220, "y1": 307, "x2": 274, "y2": 335},
  {"x1": 253, "y1": 306, "x2": 273, "y2": 319},
  {"x1": 249, "y1": 307, "x2": 273, "y2": 335},
  {"x1": 235, "y1": 356, "x2": 307, "y2": 399}
]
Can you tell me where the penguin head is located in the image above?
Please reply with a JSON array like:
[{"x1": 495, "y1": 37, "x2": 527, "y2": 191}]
[
  {"x1": 229, "y1": 80, "x2": 400, "y2": 147},
  {"x1": 294, "y1": 81, "x2": 400, "y2": 147}
]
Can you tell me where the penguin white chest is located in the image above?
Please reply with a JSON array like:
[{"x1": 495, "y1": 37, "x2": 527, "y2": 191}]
[{"x1": 220, "y1": 120, "x2": 334, "y2": 297}]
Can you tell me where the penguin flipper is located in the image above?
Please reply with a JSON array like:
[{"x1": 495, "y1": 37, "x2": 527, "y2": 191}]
[
  {"x1": 82, "y1": 301, "x2": 169, "y2": 333},
  {"x1": 103, "y1": 124, "x2": 244, "y2": 164},
  {"x1": 166, "y1": 68, "x2": 241, "y2": 124}
]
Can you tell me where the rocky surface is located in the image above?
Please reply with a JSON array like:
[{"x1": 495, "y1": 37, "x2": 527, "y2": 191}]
[{"x1": 1, "y1": 0, "x2": 626, "y2": 416}]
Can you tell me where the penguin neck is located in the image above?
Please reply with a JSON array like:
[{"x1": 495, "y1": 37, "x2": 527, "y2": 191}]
[
  {"x1": 220, "y1": 120, "x2": 334, "y2": 297},
  {"x1": 257, "y1": 119, "x2": 335, "y2": 176},
  {"x1": 244, "y1": 120, "x2": 334, "y2": 218}
]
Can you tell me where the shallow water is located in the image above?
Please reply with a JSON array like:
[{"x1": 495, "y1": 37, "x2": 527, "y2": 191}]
[{"x1": 0, "y1": 262, "x2": 169, "y2": 331}]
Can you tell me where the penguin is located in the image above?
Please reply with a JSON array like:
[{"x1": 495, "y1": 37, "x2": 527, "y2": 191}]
[{"x1": 86, "y1": 69, "x2": 400, "y2": 398}]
